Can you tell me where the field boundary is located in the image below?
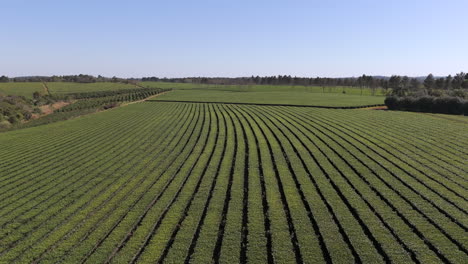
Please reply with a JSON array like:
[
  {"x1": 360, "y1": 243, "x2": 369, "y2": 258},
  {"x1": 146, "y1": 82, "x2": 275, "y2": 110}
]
[{"x1": 147, "y1": 100, "x2": 385, "y2": 109}]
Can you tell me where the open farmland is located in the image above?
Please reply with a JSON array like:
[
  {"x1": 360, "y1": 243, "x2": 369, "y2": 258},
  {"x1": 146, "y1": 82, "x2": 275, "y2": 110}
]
[
  {"x1": 47, "y1": 82, "x2": 138, "y2": 94},
  {"x1": 141, "y1": 82, "x2": 387, "y2": 96},
  {"x1": 144, "y1": 82, "x2": 386, "y2": 107},
  {"x1": 0, "y1": 82, "x2": 44, "y2": 98},
  {"x1": 0, "y1": 101, "x2": 466, "y2": 263},
  {"x1": 0, "y1": 82, "x2": 138, "y2": 98},
  {"x1": 151, "y1": 89, "x2": 385, "y2": 107}
]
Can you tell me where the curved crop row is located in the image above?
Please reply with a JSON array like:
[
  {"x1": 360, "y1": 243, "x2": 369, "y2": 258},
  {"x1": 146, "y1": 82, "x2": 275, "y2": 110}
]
[{"x1": 1, "y1": 101, "x2": 466, "y2": 264}]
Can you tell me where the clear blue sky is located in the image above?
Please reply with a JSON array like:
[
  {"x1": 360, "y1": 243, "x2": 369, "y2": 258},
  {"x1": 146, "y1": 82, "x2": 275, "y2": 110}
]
[{"x1": 2, "y1": 0, "x2": 467, "y2": 78}]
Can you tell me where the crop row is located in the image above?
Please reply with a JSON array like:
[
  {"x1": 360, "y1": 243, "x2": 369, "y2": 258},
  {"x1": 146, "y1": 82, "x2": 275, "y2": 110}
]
[{"x1": 0, "y1": 102, "x2": 466, "y2": 263}]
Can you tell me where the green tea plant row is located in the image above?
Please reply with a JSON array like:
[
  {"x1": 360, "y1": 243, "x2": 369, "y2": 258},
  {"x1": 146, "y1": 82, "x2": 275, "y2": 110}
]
[
  {"x1": 0, "y1": 102, "x2": 197, "y2": 260},
  {"x1": 56, "y1": 88, "x2": 170, "y2": 112},
  {"x1": 0, "y1": 103, "x2": 183, "y2": 250},
  {"x1": 0, "y1": 103, "x2": 147, "y2": 168},
  {"x1": 52, "y1": 87, "x2": 165, "y2": 100},
  {"x1": 0, "y1": 103, "x2": 185, "y2": 237},
  {"x1": 0, "y1": 102, "x2": 466, "y2": 264},
  {"x1": 252, "y1": 105, "x2": 468, "y2": 262}
]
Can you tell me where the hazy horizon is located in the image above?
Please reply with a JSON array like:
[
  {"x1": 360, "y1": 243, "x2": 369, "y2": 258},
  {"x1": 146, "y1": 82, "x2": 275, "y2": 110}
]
[
  {"x1": 2, "y1": 0, "x2": 467, "y2": 78},
  {"x1": 6, "y1": 74, "x2": 460, "y2": 79}
]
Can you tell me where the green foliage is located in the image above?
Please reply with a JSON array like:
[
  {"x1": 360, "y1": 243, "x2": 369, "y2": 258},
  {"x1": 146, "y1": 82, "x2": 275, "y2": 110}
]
[
  {"x1": 0, "y1": 76, "x2": 9, "y2": 83},
  {"x1": 0, "y1": 120, "x2": 11, "y2": 129},
  {"x1": 385, "y1": 96, "x2": 467, "y2": 115},
  {"x1": 55, "y1": 88, "x2": 168, "y2": 112},
  {"x1": 0, "y1": 95, "x2": 36, "y2": 125},
  {"x1": 424, "y1": 74, "x2": 435, "y2": 89},
  {"x1": 1, "y1": 87, "x2": 168, "y2": 132}
]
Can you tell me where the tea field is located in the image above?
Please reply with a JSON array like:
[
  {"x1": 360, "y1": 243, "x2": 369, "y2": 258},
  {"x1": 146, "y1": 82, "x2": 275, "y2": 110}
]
[{"x1": 0, "y1": 100, "x2": 466, "y2": 263}]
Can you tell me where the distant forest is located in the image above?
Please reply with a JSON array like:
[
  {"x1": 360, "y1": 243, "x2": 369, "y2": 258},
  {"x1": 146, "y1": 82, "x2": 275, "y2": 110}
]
[
  {"x1": 144, "y1": 73, "x2": 468, "y2": 94},
  {"x1": 1, "y1": 73, "x2": 467, "y2": 97},
  {"x1": 1, "y1": 73, "x2": 467, "y2": 116},
  {"x1": 0, "y1": 74, "x2": 135, "y2": 84}
]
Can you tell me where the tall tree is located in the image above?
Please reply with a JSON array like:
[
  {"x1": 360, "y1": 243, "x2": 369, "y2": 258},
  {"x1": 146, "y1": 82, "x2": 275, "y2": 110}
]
[
  {"x1": 388, "y1": 75, "x2": 401, "y2": 89},
  {"x1": 423, "y1": 74, "x2": 435, "y2": 90},
  {"x1": 435, "y1": 77, "x2": 445, "y2": 90},
  {"x1": 410, "y1": 78, "x2": 420, "y2": 92},
  {"x1": 444, "y1": 75, "x2": 453, "y2": 90},
  {"x1": 401, "y1": 76, "x2": 410, "y2": 90},
  {"x1": 452, "y1": 72, "x2": 466, "y2": 89},
  {"x1": 389, "y1": 75, "x2": 403, "y2": 96}
]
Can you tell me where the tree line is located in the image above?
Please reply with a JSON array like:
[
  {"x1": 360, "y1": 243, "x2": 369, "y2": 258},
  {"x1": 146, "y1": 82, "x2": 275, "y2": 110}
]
[
  {"x1": 389, "y1": 73, "x2": 468, "y2": 96},
  {"x1": 384, "y1": 73, "x2": 468, "y2": 115},
  {"x1": 142, "y1": 73, "x2": 468, "y2": 93},
  {"x1": 0, "y1": 74, "x2": 139, "y2": 84},
  {"x1": 3, "y1": 73, "x2": 467, "y2": 96}
]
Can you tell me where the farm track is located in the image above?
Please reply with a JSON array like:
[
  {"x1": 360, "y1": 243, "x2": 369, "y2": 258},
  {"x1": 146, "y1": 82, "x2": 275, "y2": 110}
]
[{"x1": 0, "y1": 101, "x2": 466, "y2": 264}]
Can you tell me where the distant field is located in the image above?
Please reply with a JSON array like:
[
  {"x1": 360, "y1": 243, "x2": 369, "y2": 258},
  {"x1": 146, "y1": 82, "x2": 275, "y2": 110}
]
[
  {"x1": 0, "y1": 82, "x2": 137, "y2": 98},
  {"x1": 1, "y1": 81, "x2": 385, "y2": 108},
  {"x1": 47, "y1": 82, "x2": 137, "y2": 94},
  {"x1": 140, "y1": 81, "x2": 387, "y2": 96},
  {"x1": 140, "y1": 81, "x2": 205, "y2": 90},
  {"x1": 151, "y1": 89, "x2": 385, "y2": 107},
  {"x1": 0, "y1": 102, "x2": 466, "y2": 263},
  {"x1": 0, "y1": 82, "x2": 44, "y2": 97}
]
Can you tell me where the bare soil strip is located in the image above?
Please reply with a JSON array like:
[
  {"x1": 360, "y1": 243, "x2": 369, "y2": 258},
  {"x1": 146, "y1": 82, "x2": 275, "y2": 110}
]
[{"x1": 29, "y1": 101, "x2": 74, "y2": 120}]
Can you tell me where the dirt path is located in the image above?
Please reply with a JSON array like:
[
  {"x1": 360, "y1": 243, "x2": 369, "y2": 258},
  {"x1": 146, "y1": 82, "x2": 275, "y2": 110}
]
[
  {"x1": 360, "y1": 105, "x2": 388, "y2": 110},
  {"x1": 29, "y1": 101, "x2": 73, "y2": 120},
  {"x1": 41, "y1": 82, "x2": 52, "y2": 96},
  {"x1": 133, "y1": 83, "x2": 147, "y2": 89}
]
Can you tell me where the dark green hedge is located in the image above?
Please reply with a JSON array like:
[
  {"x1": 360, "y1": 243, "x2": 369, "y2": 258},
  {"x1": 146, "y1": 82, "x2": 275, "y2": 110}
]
[{"x1": 385, "y1": 96, "x2": 467, "y2": 115}]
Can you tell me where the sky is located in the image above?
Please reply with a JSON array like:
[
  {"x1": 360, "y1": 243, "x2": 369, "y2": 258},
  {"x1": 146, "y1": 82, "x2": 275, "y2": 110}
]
[{"x1": 1, "y1": 0, "x2": 467, "y2": 78}]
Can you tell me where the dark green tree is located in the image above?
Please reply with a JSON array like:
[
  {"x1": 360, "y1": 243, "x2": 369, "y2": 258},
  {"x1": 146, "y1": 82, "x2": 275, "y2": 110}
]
[
  {"x1": 401, "y1": 76, "x2": 410, "y2": 91},
  {"x1": 410, "y1": 78, "x2": 420, "y2": 92},
  {"x1": 452, "y1": 72, "x2": 466, "y2": 89},
  {"x1": 423, "y1": 74, "x2": 435, "y2": 90},
  {"x1": 445, "y1": 75, "x2": 453, "y2": 90},
  {"x1": 435, "y1": 77, "x2": 445, "y2": 90}
]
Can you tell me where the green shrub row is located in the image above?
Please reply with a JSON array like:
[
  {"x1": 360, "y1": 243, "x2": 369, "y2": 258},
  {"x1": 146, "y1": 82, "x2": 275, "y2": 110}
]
[
  {"x1": 56, "y1": 88, "x2": 169, "y2": 112},
  {"x1": 385, "y1": 96, "x2": 467, "y2": 115},
  {"x1": 53, "y1": 87, "x2": 167, "y2": 100}
]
